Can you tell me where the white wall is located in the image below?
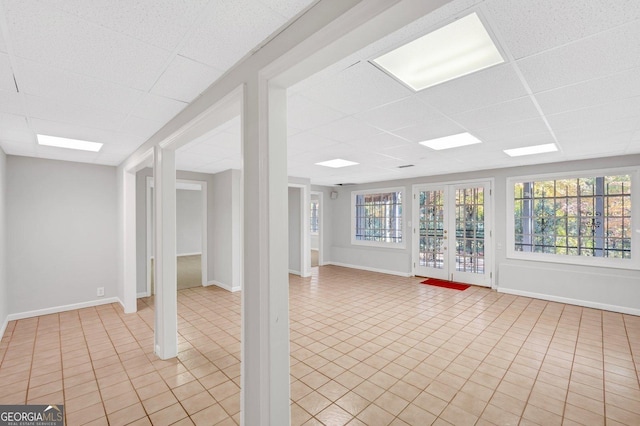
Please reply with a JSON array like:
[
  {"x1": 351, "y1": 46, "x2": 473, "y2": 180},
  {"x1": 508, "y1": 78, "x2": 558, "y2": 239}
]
[
  {"x1": 7, "y1": 156, "x2": 118, "y2": 316},
  {"x1": 0, "y1": 148, "x2": 7, "y2": 336},
  {"x1": 288, "y1": 187, "x2": 301, "y2": 274},
  {"x1": 310, "y1": 193, "x2": 319, "y2": 250},
  {"x1": 211, "y1": 169, "x2": 241, "y2": 291},
  {"x1": 326, "y1": 154, "x2": 640, "y2": 314},
  {"x1": 176, "y1": 189, "x2": 202, "y2": 255},
  {"x1": 311, "y1": 185, "x2": 334, "y2": 264}
]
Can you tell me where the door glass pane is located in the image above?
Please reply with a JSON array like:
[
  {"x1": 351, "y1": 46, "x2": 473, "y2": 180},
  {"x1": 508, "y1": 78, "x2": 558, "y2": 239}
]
[
  {"x1": 419, "y1": 190, "x2": 445, "y2": 269},
  {"x1": 455, "y1": 187, "x2": 485, "y2": 274}
]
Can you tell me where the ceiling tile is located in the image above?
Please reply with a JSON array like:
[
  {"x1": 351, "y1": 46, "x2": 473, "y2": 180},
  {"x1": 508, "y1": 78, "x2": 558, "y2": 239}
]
[
  {"x1": 535, "y1": 67, "x2": 640, "y2": 116},
  {"x1": 346, "y1": 132, "x2": 413, "y2": 153},
  {"x1": 14, "y1": 57, "x2": 144, "y2": 115},
  {"x1": 517, "y1": 20, "x2": 640, "y2": 93},
  {"x1": 288, "y1": 131, "x2": 343, "y2": 155},
  {"x1": 119, "y1": 115, "x2": 164, "y2": 139},
  {"x1": 354, "y1": 96, "x2": 444, "y2": 132},
  {"x1": 30, "y1": 117, "x2": 142, "y2": 147},
  {"x1": 390, "y1": 117, "x2": 467, "y2": 143},
  {"x1": 0, "y1": 126, "x2": 34, "y2": 144},
  {"x1": 0, "y1": 139, "x2": 36, "y2": 156},
  {"x1": 561, "y1": 139, "x2": 630, "y2": 158},
  {"x1": 128, "y1": 93, "x2": 188, "y2": 124},
  {"x1": 43, "y1": 0, "x2": 211, "y2": 51},
  {"x1": 258, "y1": 0, "x2": 316, "y2": 19},
  {"x1": 34, "y1": 145, "x2": 100, "y2": 164},
  {"x1": 0, "y1": 89, "x2": 25, "y2": 115},
  {"x1": 287, "y1": 94, "x2": 345, "y2": 132},
  {"x1": 25, "y1": 94, "x2": 129, "y2": 132},
  {"x1": 553, "y1": 116, "x2": 639, "y2": 145},
  {"x1": 472, "y1": 117, "x2": 551, "y2": 142},
  {"x1": 485, "y1": 0, "x2": 640, "y2": 59},
  {"x1": 310, "y1": 116, "x2": 381, "y2": 143},
  {"x1": 151, "y1": 55, "x2": 223, "y2": 103},
  {"x1": 546, "y1": 96, "x2": 640, "y2": 132},
  {"x1": 179, "y1": 131, "x2": 240, "y2": 158},
  {"x1": 179, "y1": 0, "x2": 288, "y2": 70},
  {"x1": 0, "y1": 111, "x2": 28, "y2": 129},
  {"x1": 418, "y1": 63, "x2": 529, "y2": 115},
  {"x1": 0, "y1": 23, "x2": 6, "y2": 53},
  {"x1": 300, "y1": 61, "x2": 413, "y2": 115},
  {"x1": 4, "y1": 1, "x2": 172, "y2": 91},
  {"x1": 481, "y1": 131, "x2": 557, "y2": 150},
  {"x1": 451, "y1": 97, "x2": 541, "y2": 132},
  {"x1": 0, "y1": 53, "x2": 16, "y2": 93},
  {"x1": 176, "y1": 151, "x2": 213, "y2": 171}
]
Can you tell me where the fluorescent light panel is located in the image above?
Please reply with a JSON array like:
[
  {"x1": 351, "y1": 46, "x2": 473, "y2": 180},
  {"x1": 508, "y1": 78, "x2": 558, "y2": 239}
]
[
  {"x1": 504, "y1": 143, "x2": 558, "y2": 157},
  {"x1": 373, "y1": 12, "x2": 504, "y2": 91},
  {"x1": 315, "y1": 158, "x2": 359, "y2": 168},
  {"x1": 419, "y1": 132, "x2": 481, "y2": 150},
  {"x1": 37, "y1": 134, "x2": 103, "y2": 152}
]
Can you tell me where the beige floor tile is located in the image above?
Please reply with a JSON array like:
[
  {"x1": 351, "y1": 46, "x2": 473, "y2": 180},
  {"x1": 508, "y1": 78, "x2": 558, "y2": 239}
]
[{"x1": 0, "y1": 266, "x2": 637, "y2": 425}]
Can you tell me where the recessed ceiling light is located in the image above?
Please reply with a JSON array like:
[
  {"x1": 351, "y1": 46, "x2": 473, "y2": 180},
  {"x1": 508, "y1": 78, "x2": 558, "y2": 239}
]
[
  {"x1": 37, "y1": 134, "x2": 103, "y2": 152},
  {"x1": 419, "y1": 133, "x2": 481, "y2": 150},
  {"x1": 504, "y1": 143, "x2": 558, "y2": 157},
  {"x1": 372, "y1": 12, "x2": 504, "y2": 91},
  {"x1": 315, "y1": 159, "x2": 359, "y2": 168}
]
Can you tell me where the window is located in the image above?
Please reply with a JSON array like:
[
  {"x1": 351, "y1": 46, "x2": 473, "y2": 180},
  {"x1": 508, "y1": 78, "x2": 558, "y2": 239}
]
[
  {"x1": 310, "y1": 199, "x2": 319, "y2": 234},
  {"x1": 352, "y1": 189, "x2": 403, "y2": 247},
  {"x1": 509, "y1": 171, "x2": 637, "y2": 268}
]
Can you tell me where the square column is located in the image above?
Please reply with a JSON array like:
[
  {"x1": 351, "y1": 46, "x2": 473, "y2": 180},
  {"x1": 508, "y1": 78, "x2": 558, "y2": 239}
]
[
  {"x1": 153, "y1": 146, "x2": 178, "y2": 360},
  {"x1": 241, "y1": 77, "x2": 290, "y2": 425}
]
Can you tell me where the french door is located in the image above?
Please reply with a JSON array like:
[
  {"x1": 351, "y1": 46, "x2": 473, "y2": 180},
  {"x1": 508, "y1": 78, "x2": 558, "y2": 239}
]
[{"x1": 413, "y1": 181, "x2": 492, "y2": 287}]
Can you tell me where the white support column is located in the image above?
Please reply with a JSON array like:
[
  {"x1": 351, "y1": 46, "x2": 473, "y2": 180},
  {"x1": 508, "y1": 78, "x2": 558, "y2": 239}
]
[
  {"x1": 241, "y1": 76, "x2": 290, "y2": 425},
  {"x1": 153, "y1": 146, "x2": 178, "y2": 360}
]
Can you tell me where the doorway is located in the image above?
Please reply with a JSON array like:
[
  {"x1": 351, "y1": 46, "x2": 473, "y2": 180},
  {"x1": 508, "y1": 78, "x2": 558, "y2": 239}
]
[
  {"x1": 146, "y1": 177, "x2": 208, "y2": 295},
  {"x1": 413, "y1": 180, "x2": 493, "y2": 287}
]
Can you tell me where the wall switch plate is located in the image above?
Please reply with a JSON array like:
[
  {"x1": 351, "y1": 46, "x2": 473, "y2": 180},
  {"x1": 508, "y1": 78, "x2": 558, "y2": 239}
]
[{"x1": 97, "y1": 287, "x2": 105, "y2": 297}]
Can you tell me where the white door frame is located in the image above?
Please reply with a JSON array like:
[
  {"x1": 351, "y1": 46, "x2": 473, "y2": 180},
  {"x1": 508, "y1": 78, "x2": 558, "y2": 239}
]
[
  {"x1": 412, "y1": 178, "x2": 495, "y2": 287},
  {"x1": 145, "y1": 177, "x2": 208, "y2": 296}
]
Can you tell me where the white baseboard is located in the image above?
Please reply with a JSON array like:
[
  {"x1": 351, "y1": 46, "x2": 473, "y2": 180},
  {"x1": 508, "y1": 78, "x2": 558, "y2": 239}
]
[
  {"x1": 326, "y1": 262, "x2": 411, "y2": 277},
  {"x1": 0, "y1": 317, "x2": 8, "y2": 341},
  {"x1": 137, "y1": 291, "x2": 150, "y2": 298},
  {"x1": 289, "y1": 269, "x2": 312, "y2": 278},
  {"x1": 206, "y1": 280, "x2": 241, "y2": 292},
  {"x1": 498, "y1": 288, "x2": 640, "y2": 316},
  {"x1": 6, "y1": 297, "x2": 121, "y2": 321}
]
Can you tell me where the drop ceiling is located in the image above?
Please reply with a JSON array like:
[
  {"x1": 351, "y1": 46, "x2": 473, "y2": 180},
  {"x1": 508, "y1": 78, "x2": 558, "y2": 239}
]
[{"x1": 1, "y1": 0, "x2": 639, "y2": 186}]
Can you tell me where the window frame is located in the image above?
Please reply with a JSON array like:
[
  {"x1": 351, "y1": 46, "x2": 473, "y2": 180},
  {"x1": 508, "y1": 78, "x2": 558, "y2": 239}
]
[
  {"x1": 506, "y1": 167, "x2": 639, "y2": 270},
  {"x1": 351, "y1": 187, "x2": 405, "y2": 249}
]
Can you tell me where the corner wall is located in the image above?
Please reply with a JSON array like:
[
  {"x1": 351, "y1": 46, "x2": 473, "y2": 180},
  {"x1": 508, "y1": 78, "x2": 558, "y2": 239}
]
[
  {"x1": 288, "y1": 187, "x2": 301, "y2": 274},
  {"x1": 7, "y1": 156, "x2": 119, "y2": 318},
  {"x1": 0, "y1": 148, "x2": 7, "y2": 337},
  {"x1": 210, "y1": 169, "x2": 242, "y2": 291}
]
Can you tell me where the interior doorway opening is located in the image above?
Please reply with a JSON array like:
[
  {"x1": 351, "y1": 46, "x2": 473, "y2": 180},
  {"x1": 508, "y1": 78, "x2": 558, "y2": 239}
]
[{"x1": 145, "y1": 177, "x2": 208, "y2": 296}]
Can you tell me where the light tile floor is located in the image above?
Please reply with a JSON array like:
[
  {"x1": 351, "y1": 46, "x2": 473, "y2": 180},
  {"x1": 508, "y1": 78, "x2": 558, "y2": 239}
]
[{"x1": 1, "y1": 266, "x2": 639, "y2": 425}]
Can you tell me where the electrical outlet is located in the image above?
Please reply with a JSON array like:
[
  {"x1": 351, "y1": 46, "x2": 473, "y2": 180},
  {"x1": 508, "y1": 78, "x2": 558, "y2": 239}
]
[{"x1": 97, "y1": 287, "x2": 105, "y2": 297}]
